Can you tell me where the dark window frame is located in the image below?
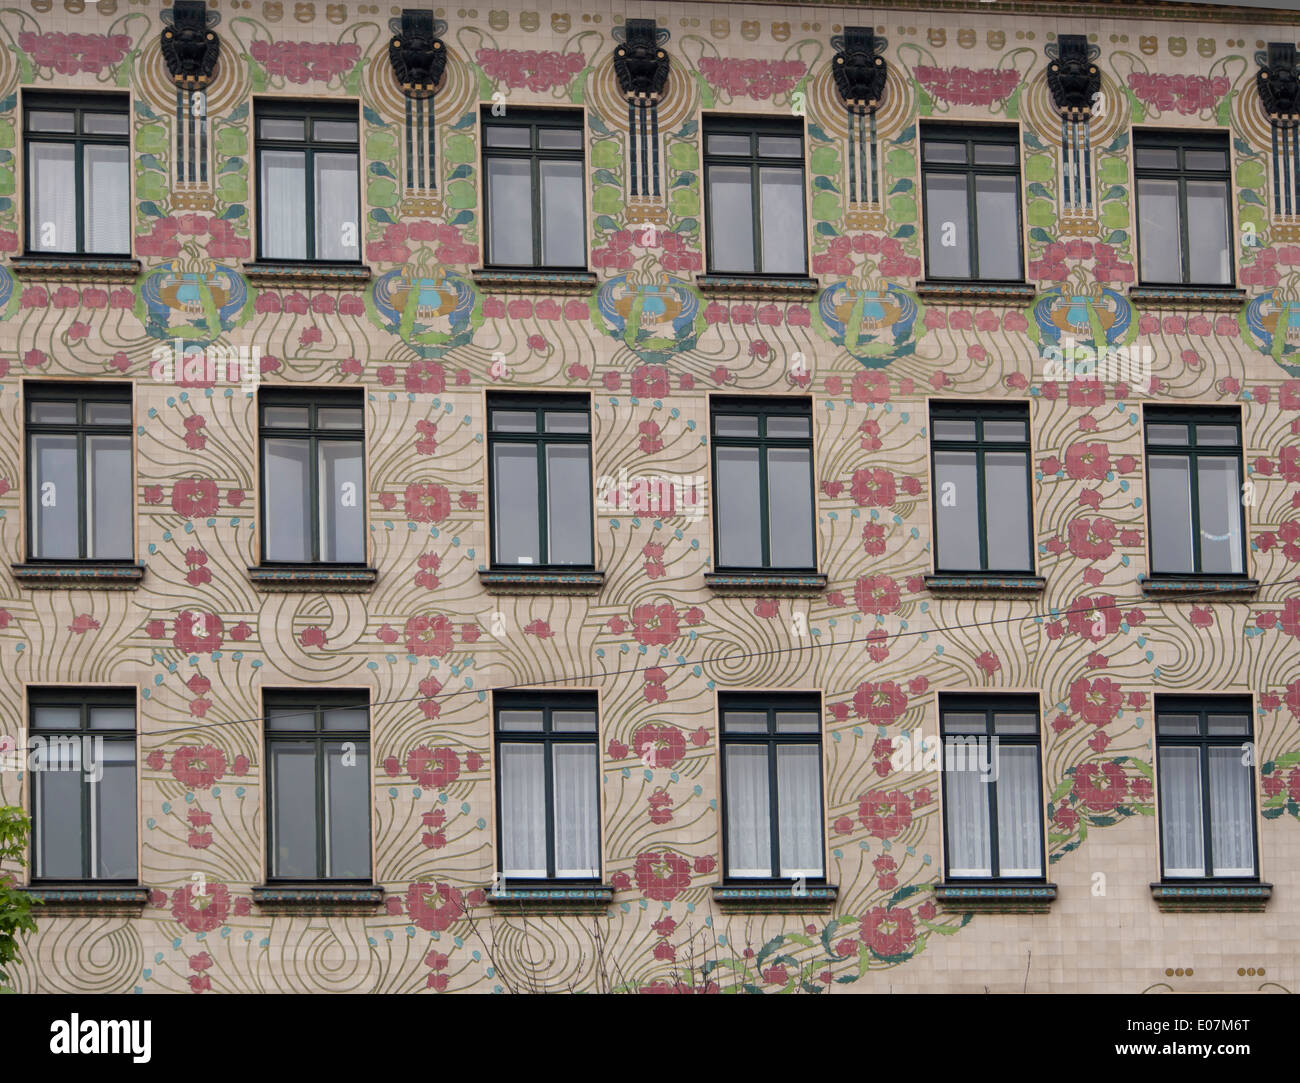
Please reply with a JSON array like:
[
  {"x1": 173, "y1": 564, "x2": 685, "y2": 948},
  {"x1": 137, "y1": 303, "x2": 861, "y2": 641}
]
[
  {"x1": 493, "y1": 690, "x2": 602, "y2": 884},
  {"x1": 719, "y1": 692, "x2": 826, "y2": 885},
  {"x1": 485, "y1": 392, "x2": 594, "y2": 571},
  {"x1": 920, "y1": 122, "x2": 1024, "y2": 284},
  {"x1": 1133, "y1": 129, "x2": 1235, "y2": 288},
  {"x1": 709, "y1": 396, "x2": 817, "y2": 573},
  {"x1": 1154, "y1": 695, "x2": 1259, "y2": 882},
  {"x1": 480, "y1": 107, "x2": 587, "y2": 271},
  {"x1": 28, "y1": 687, "x2": 137, "y2": 885},
  {"x1": 24, "y1": 382, "x2": 133, "y2": 563},
  {"x1": 264, "y1": 689, "x2": 372, "y2": 884},
  {"x1": 257, "y1": 388, "x2": 366, "y2": 567},
  {"x1": 702, "y1": 114, "x2": 808, "y2": 277},
  {"x1": 939, "y1": 693, "x2": 1046, "y2": 882},
  {"x1": 929, "y1": 401, "x2": 1035, "y2": 574},
  {"x1": 254, "y1": 99, "x2": 362, "y2": 265},
  {"x1": 23, "y1": 90, "x2": 131, "y2": 258},
  {"x1": 1143, "y1": 406, "x2": 1248, "y2": 579}
]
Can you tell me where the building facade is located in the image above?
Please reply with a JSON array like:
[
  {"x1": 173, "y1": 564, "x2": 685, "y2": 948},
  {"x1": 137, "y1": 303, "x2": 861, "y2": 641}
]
[{"x1": 1, "y1": 0, "x2": 1299, "y2": 994}]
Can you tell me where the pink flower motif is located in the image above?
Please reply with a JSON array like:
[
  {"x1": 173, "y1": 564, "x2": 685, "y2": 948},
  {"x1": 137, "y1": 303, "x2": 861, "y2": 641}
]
[{"x1": 914, "y1": 64, "x2": 1020, "y2": 106}]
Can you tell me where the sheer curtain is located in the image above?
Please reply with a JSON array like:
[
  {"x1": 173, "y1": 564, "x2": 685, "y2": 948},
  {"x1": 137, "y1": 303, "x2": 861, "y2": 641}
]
[
  {"x1": 1159, "y1": 746, "x2": 1205, "y2": 876},
  {"x1": 777, "y1": 745, "x2": 822, "y2": 877},
  {"x1": 1209, "y1": 747, "x2": 1254, "y2": 876},
  {"x1": 261, "y1": 151, "x2": 307, "y2": 259},
  {"x1": 945, "y1": 738, "x2": 992, "y2": 876},
  {"x1": 726, "y1": 745, "x2": 771, "y2": 876},
  {"x1": 995, "y1": 746, "x2": 1042, "y2": 876},
  {"x1": 29, "y1": 143, "x2": 75, "y2": 252},
  {"x1": 314, "y1": 152, "x2": 359, "y2": 261},
  {"x1": 552, "y1": 744, "x2": 598, "y2": 877},
  {"x1": 500, "y1": 744, "x2": 546, "y2": 877},
  {"x1": 84, "y1": 144, "x2": 130, "y2": 254}
]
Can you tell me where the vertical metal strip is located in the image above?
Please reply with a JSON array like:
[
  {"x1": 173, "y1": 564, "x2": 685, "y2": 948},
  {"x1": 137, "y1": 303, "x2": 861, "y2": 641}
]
[
  {"x1": 199, "y1": 111, "x2": 207, "y2": 184},
  {"x1": 1082, "y1": 118, "x2": 1092, "y2": 211},
  {"x1": 868, "y1": 107, "x2": 877, "y2": 205},
  {"x1": 1292, "y1": 121, "x2": 1299, "y2": 215},
  {"x1": 1273, "y1": 122, "x2": 1282, "y2": 215},
  {"x1": 428, "y1": 96, "x2": 436, "y2": 191},
  {"x1": 650, "y1": 102, "x2": 660, "y2": 197},
  {"x1": 416, "y1": 96, "x2": 425, "y2": 189},
  {"x1": 847, "y1": 109, "x2": 858, "y2": 204},
  {"x1": 627, "y1": 99, "x2": 638, "y2": 197},
  {"x1": 189, "y1": 93, "x2": 197, "y2": 183},
  {"x1": 176, "y1": 89, "x2": 185, "y2": 185},
  {"x1": 1070, "y1": 118, "x2": 1081, "y2": 207},
  {"x1": 639, "y1": 102, "x2": 649, "y2": 198},
  {"x1": 405, "y1": 95, "x2": 414, "y2": 190}
]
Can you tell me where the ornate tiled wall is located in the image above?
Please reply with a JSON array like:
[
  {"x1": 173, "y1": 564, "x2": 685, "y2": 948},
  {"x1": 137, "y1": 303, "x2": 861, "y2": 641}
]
[{"x1": 1, "y1": 0, "x2": 1299, "y2": 993}]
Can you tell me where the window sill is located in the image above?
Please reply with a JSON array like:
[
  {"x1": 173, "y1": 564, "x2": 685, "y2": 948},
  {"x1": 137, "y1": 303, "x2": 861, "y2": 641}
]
[
  {"x1": 11, "y1": 562, "x2": 145, "y2": 590},
  {"x1": 1150, "y1": 881, "x2": 1271, "y2": 913},
  {"x1": 483, "y1": 883, "x2": 615, "y2": 913},
  {"x1": 241, "y1": 262, "x2": 373, "y2": 288},
  {"x1": 478, "y1": 568, "x2": 605, "y2": 594},
  {"x1": 252, "y1": 885, "x2": 385, "y2": 913},
  {"x1": 933, "y1": 881, "x2": 1056, "y2": 913},
  {"x1": 695, "y1": 273, "x2": 820, "y2": 301},
  {"x1": 10, "y1": 255, "x2": 142, "y2": 280},
  {"x1": 704, "y1": 571, "x2": 827, "y2": 596},
  {"x1": 914, "y1": 280, "x2": 1037, "y2": 305},
  {"x1": 24, "y1": 885, "x2": 150, "y2": 915},
  {"x1": 248, "y1": 564, "x2": 378, "y2": 592},
  {"x1": 1139, "y1": 575, "x2": 1259, "y2": 599},
  {"x1": 471, "y1": 268, "x2": 597, "y2": 295},
  {"x1": 1128, "y1": 285, "x2": 1247, "y2": 309},
  {"x1": 711, "y1": 883, "x2": 839, "y2": 911},
  {"x1": 924, "y1": 573, "x2": 1045, "y2": 598}
]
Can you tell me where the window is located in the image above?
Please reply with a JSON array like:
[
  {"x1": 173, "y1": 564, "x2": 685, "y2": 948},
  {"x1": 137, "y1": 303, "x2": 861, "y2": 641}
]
[
  {"x1": 481, "y1": 109, "x2": 585, "y2": 269},
  {"x1": 711, "y1": 398, "x2": 815, "y2": 571},
  {"x1": 720, "y1": 694, "x2": 824, "y2": 882},
  {"x1": 259, "y1": 391, "x2": 365, "y2": 565},
  {"x1": 265, "y1": 692, "x2": 371, "y2": 881},
  {"x1": 922, "y1": 124, "x2": 1023, "y2": 281},
  {"x1": 256, "y1": 102, "x2": 361, "y2": 262},
  {"x1": 29, "y1": 689, "x2": 136, "y2": 882},
  {"x1": 930, "y1": 403, "x2": 1033, "y2": 574},
  {"x1": 940, "y1": 695, "x2": 1044, "y2": 880},
  {"x1": 1135, "y1": 131, "x2": 1233, "y2": 287},
  {"x1": 487, "y1": 395, "x2": 593, "y2": 569},
  {"x1": 1144, "y1": 408, "x2": 1246, "y2": 577},
  {"x1": 704, "y1": 118, "x2": 807, "y2": 275},
  {"x1": 494, "y1": 692, "x2": 600, "y2": 882},
  {"x1": 26, "y1": 384, "x2": 133, "y2": 562},
  {"x1": 1156, "y1": 696, "x2": 1257, "y2": 880},
  {"x1": 24, "y1": 93, "x2": 130, "y2": 257}
]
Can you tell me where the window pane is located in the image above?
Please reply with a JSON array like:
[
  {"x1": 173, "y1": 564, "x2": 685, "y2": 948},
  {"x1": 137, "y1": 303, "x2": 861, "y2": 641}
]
[
  {"x1": 766, "y1": 446, "x2": 814, "y2": 568},
  {"x1": 725, "y1": 744, "x2": 771, "y2": 877},
  {"x1": 264, "y1": 437, "x2": 312, "y2": 562},
  {"x1": 723, "y1": 711, "x2": 767, "y2": 734},
  {"x1": 318, "y1": 441, "x2": 364, "y2": 563},
  {"x1": 1147, "y1": 423, "x2": 1188, "y2": 445},
  {"x1": 777, "y1": 745, "x2": 823, "y2": 878},
  {"x1": 1207, "y1": 713, "x2": 1250, "y2": 736},
  {"x1": 975, "y1": 174, "x2": 1020, "y2": 279},
  {"x1": 322, "y1": 707, "x2": 367, "y2": 731},
  {"x1": 552, "y1": 710, "x2": 597, "y2": 732},
  {"x1": 89, "y1": 706, "x2": 134, "y2": 731},
  {"x1": 1185, "y1": 149, "x2": 1227, "y2": 172},
  {"x1": 708, "y1": 165, "x2": 755, "y2": 273},
  {"x1": 925, "y1": 172, "x2": 970, "y2": 277},
  {"x1": 267, "y1": 707, "x2": 315, "y2": 731},
  {"x1": 31, "y1": 433, "x2": 79, "y2": 559},
  {"x1": 924, "y1": 141, "x2": 966, "y2": 164},
  {"x1": 313, "y1": 119, "x2": 358, "y2": 142},
  {"x1": 35, "y1": 762, "x2": 84, "y2": 879},
  {"x1": 484, "y1": 126, "x2": 529, "y2": 148},
  {"x1": 315, "y1": 152, "x2": 359, "y2": 261},
  {"x1": 1136, "y1": 146, "x2": 1178, "y2": 169},
  {"x1": 759, "y1": 167, "x2": 805, "y2": 274},
  {"x1": 29, "y1": 142, "x2": 76, "y2": 252},
  {"x1": 995, "y1": 745, "x2": 1042, "y2": 877},
  {"x1": 30, "y1": 401, "x2": 77, "y2": 424},
  {"x1": 499, "y1": 709, "x2": 544, "y2": 732},
  {"x1": 982, "y1": 419, "x2": 1026, "y2": 442},
  {"x1": 766, "y1": 415, "x2": 810, "y2": 438},
  {"x1": 264, "y1": 406, "x2": 309, "y2": 428},
  {"x1": 28, "y1": 110, "x2": 75, "y2": 133},
  {"x1": 545, "y1": 443, "x2": 593, "y2": 565},
  {"x1": 487, "y1": 157, "x2": 533, "y2": 265},
  {"x1": 94, "y1": 741, "x2": 136, "y2": 879},
  {"x1": 86, "y1": 402, "x2": 131, "y2": 426},
  {"x1": 83, "y1": 144, "x2": 130, "y2": 254},
  {"x1": 32, "y1": 706, "x2": 80, "y2": 731},
  {"x1": 716, "y1": 445, "x2": 762, "y2": 567},
  {"x1": 1195, "y1": 424, "x2": 1237, "y2": 447},
  {"x1": 942, "y1": 711, "x2": 986, "y2": 735},
  {"x1": 539, "y1": 127, "x2": 581, "y2": 151},
  {"x1": 994, "y1": 712, "x2": 1038, "y2": 734},
  {"x1": 775, "y1": 711, "x2": 819, "y2": 733},
  {"x1": 261, "y1": 149, "x2": 308, "y2": 259},
  {"x1": 86, "y1": 434, "x2": 132, "y2": 559},
  {"x1": 326, "y1": 742, "x2": 369, "y2": 879},
  {"x1": 1137, "y1": 177, "x2": 1182, "y2": 283},
  {"x1": 1159, "y1": 746, "x2": 1205, "y2": 876},
  {"x1": 934, "y1": 449, "x2": 980, "y2": 570},
  {"x1": 544, "y1": 411, "x2": 588, "y2": 434},
  {"x1": 260, "y1": 117, "x2": 305, "y2": 140},
  {"x1": 1157, "y1": 712, "x2": 1200, "y2": 735},
  {"x1": 553, "y1": 743, "x2": 599, "y2": 877},
  {"x1": 316, "y1": 407, "x2": 363, "y2": 430},
  {"x1": 933, "y1": 418, "x2": 976, "y2": 441},
  {"x1": 1186, "y1": 179, "x2": 1230, "y2": 285},
  {"x1": 1148, "y1": 455, "x2": 1194, "y2": 573},
  {"x1": 491, "y1": 410, "x2": 536, "y2": 433},
  {"x1": 493, "y1": 443, "x2": 541, "y2": 565},
  {"x1": 270, "y1": 742, "x2": 318, "y2": 878},
  {"x1": 707, "y1": 133, "x2": 750, "y2": 156},
  {"x1": 945, "y1": 743, "x2": 992, "y2": 876},
  {"x1": 974, "y1": 142, "x2": 1016, "y2": 166},
  {"x1": 1209, "y1": 746, "x2": 1254, "y2": 877},
  {"x1": 500, "y1": 743, "x2": 547, "y2": 877},
  {"x1": 715, "y1": 414, "x2": 758, "y2": 438},
  {"x1": 541, "y1": 159, "x2": 585, "y2": 267},
  {"x1": 1196, "y1": 456, "x2": 1243, "y2": 574},
  {"x1": 983, "y1": 451, "x2": 1031, "y2": 572},
  {"x1": 759, "y1": 136, "x2": 802, "y2": 157}
]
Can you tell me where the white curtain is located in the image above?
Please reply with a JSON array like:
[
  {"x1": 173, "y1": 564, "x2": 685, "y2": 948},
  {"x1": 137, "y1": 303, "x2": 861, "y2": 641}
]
[
  {"x1": 84, "y1": 144, "x2": 130, "y2": 254},
  {"x1": 314, "y1": 152, "x2": 359, "y2": 261},
  {"x1": 995, "y1": 746, "x2": 1042, "y2": 876},
  {"x1": 29, "y1": 142, "x2": 75, "y2": 252},
  {"x1": 552, "y1": 744, "x2": 598, "y2": 877},
  {"x1": 261, "y1": 150, "x2": 307, "y2": 259},
  {"x1": 777, "y1": 745, "x2": 822, "y2": 877},
  {"x1": 946, "y1": 737, "x2": 992, "y2": 876},
  {"x1": 1209, "y1": 747, "x2": 1254, "y2": 876},
  {"x1": 1159, "y1": 746, "x2": 1205, "y2": 876},
  {"x1": 500, "y1": 744, "x2": 546, "y2": 877},
  {"x1": 726, "y1": 745, "x2": 771, "y2": 877}
]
